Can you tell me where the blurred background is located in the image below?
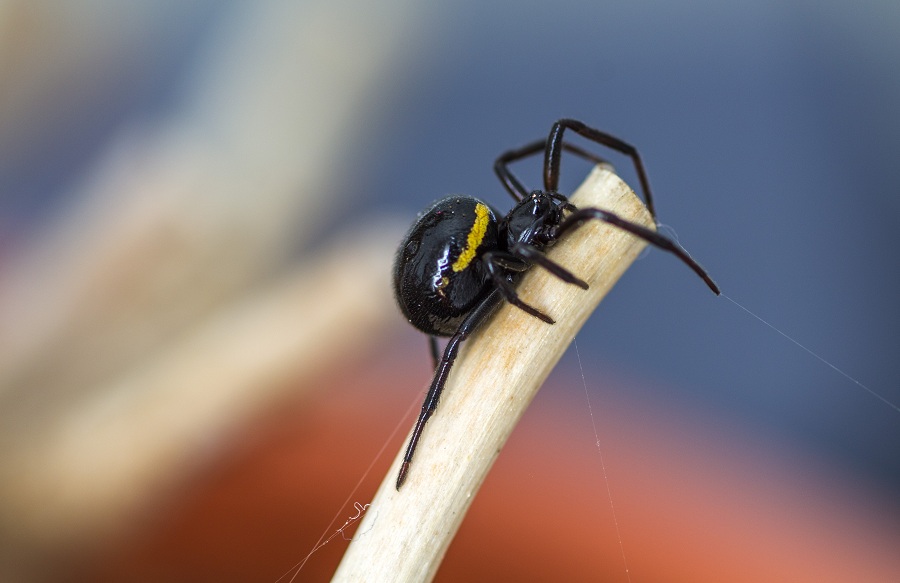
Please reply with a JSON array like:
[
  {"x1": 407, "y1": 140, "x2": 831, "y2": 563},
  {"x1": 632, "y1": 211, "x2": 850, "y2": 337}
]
[{"x1": 0, "y1": 1, "x2": 898, "y2": 581}]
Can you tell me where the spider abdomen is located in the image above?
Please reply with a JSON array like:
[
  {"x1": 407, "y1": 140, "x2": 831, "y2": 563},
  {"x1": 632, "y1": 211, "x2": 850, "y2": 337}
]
[{"x1": 393, "y1": 196, "x2": 500, "y2": 337}]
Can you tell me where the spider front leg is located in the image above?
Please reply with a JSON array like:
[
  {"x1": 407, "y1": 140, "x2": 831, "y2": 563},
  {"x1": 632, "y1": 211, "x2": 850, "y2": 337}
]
[
  {"x1": 544, "y1": 119, "x2": 657, "y2": 219},
  {"x1": 509, "y1": 243, "x2": 588, "y2": 289},
  {"x1": 555, "y1": 207, "x2": 720, "y2": 294},
  {"x1": 494, "y1": 140, "x2": 611, "y2": 202},
  {"x1": 397, "y1": 289, "x2": 505, "y2": 489}
]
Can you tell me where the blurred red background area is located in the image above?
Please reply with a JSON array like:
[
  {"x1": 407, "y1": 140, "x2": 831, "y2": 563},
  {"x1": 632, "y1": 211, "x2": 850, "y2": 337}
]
[{"x1": 71, "y1": 342, "x2": 900, "y2": 583}]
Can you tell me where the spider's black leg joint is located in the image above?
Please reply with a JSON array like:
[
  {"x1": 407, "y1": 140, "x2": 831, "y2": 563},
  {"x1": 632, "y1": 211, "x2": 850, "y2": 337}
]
[
  {"x1": 510, "y1": 243, "x2": 588, "y2": 289},
  {"x1": 495, "y1": 139, "x2": 611, "y2": 202},
  {"x1": 429, "y1": 336, "x2": 440, "y2": 371},
  {"x1": 544, "y1": 119, "x2": 657, "y2": 220},
  {"x1": 556, "y1": 208, "x2": 720, "y2": 295},
  {"x1": 397, "y1": 289, "x2": 505, "y2": 489},
  {"x1": 483, "y1": 251, "x2": 555, "y2": 324},
  {"x1": 548, "y1": 192, "x2": 578, "y2": 212}
]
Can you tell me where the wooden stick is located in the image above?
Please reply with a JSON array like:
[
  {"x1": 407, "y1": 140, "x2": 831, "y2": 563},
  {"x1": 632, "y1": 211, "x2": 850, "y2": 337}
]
[{"x1": 332, "y1": 166, "x2": 654, "y2": 582}]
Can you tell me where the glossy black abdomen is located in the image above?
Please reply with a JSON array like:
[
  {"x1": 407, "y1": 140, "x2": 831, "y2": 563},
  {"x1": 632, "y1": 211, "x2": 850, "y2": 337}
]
[{"x1": 393, "y1": 196, "x2": 499, "y2": 336}]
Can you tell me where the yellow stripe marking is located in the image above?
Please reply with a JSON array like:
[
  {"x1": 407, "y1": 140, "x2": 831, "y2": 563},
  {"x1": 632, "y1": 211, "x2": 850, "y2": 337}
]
[{"x1": 451, "y1": 202, "x2": 489, "y2": 272}]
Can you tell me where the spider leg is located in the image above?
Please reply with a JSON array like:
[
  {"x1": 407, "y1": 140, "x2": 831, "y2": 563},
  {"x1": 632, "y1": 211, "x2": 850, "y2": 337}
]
[
  {"x1": 494, "y1": 140, "x2": 610, "y2": 202},
  {"x1": 397, "y1": 289, "x2": 505, "y2": 489},
  {"x1": 429, "y1": 336, "x2": 440, "y2": 371},
  {"x1": 544, "y1": 119, "x2": 657, "y2": 219},
  {"x1": 556, "y1": 208, "x2": 720, "y2": 294},
  {"x1": 482, "y1": 251, "x2": 555, "y2": 324},
  {"x1": 509, "y1": 242, "x2": 588, "y2": 289}
]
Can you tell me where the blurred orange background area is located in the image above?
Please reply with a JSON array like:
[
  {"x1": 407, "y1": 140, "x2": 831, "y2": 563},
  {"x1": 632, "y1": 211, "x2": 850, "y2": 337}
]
[{"x1": 71, "y1": 343, "x2": 900, "y2": 582}]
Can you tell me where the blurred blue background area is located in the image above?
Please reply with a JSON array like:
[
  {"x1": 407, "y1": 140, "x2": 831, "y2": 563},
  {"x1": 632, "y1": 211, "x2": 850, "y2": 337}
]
[{"x1": 2, "y1": 0, "x2": 898, "y2": 502}]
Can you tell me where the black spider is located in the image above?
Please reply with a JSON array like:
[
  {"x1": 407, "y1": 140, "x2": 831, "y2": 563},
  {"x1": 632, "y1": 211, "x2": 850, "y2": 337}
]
[{"x1": 392, "y1": 119, "x2": 719, "y2": 489}]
